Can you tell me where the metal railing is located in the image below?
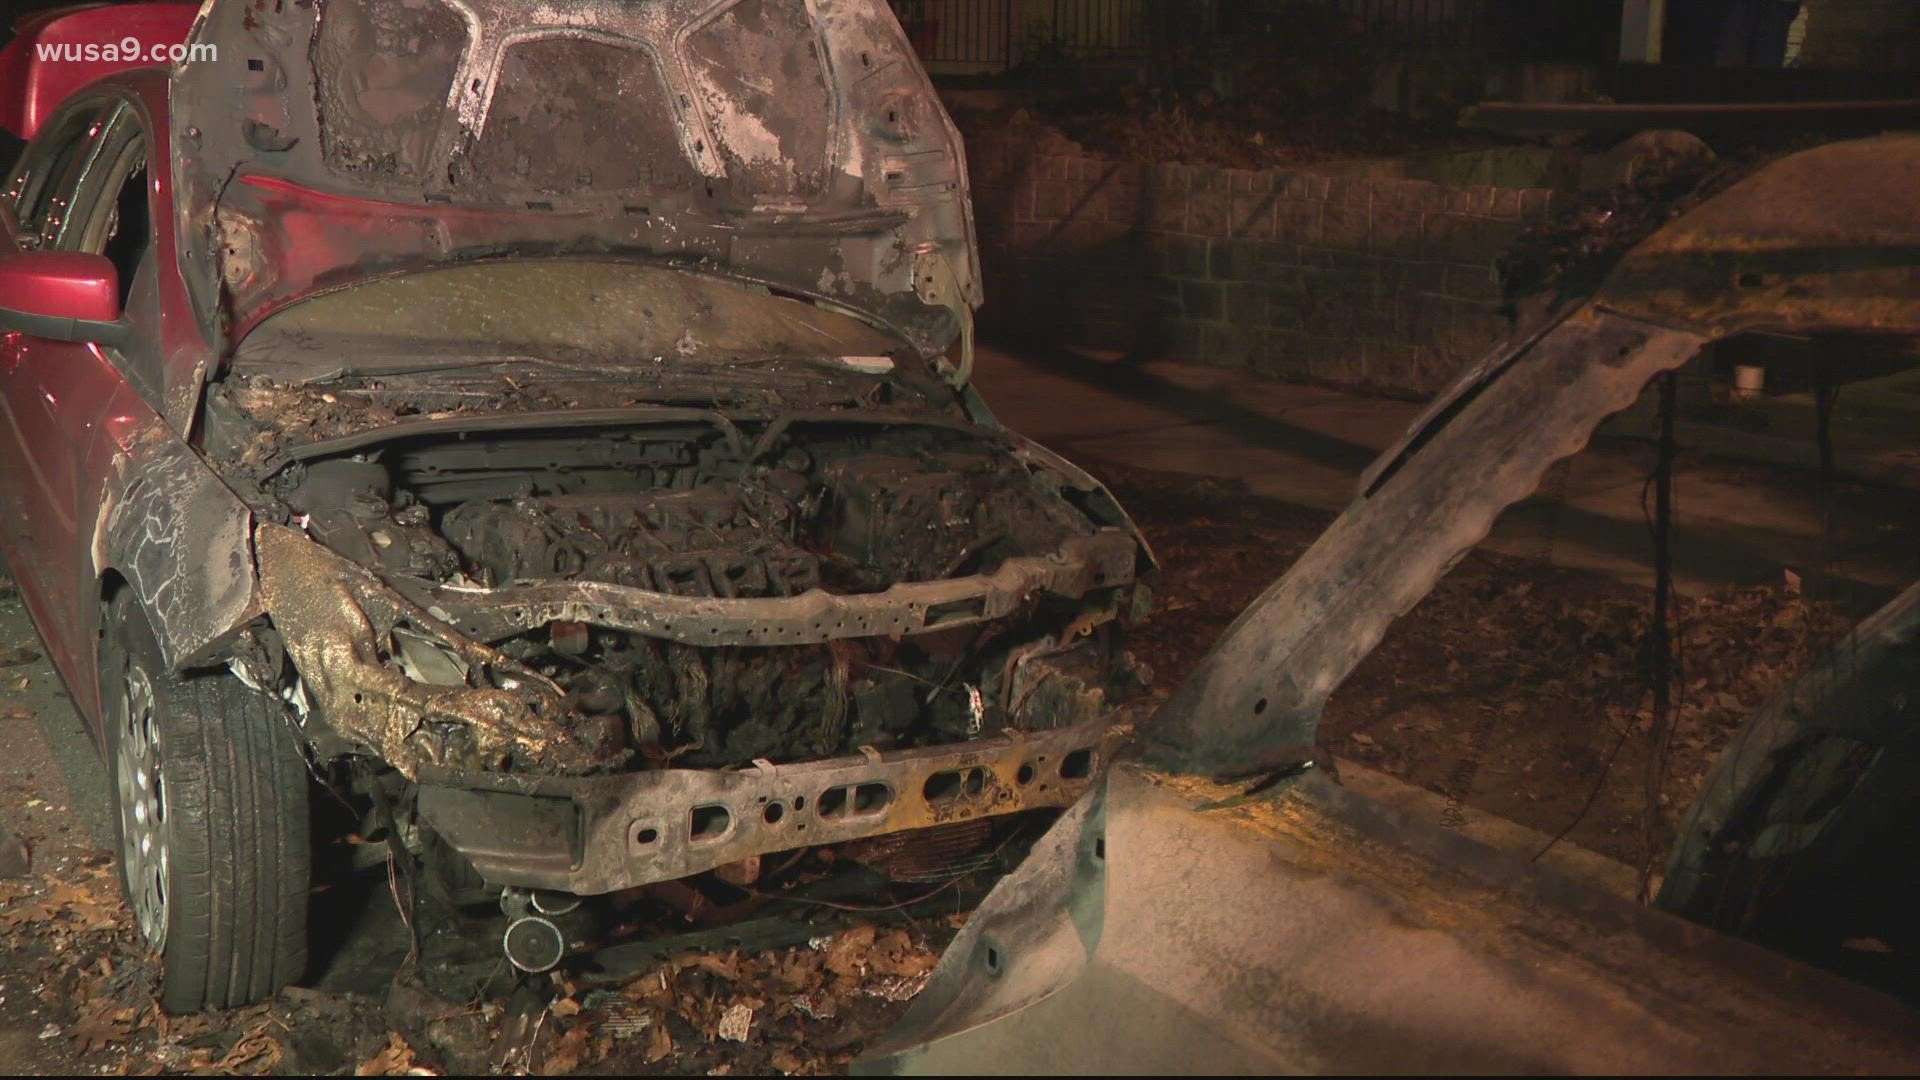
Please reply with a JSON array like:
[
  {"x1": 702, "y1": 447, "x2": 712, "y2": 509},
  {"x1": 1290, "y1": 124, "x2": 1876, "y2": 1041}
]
[
  {"x1": 889, "y1": 0, "x2": 1016, "y2": 69},
  {"x1": 889, "y1": 0, "x2": 1152, "y2": 71},
  {"x1": 1325, "y1": 0, "x2": 1490, "y2": 52},
  {"x1": 1039, "y1": 0, "x2": 1152, "y2": 54},
  {"x1": 888, "y1": 0, "x2": 1488, "y2": 73}
]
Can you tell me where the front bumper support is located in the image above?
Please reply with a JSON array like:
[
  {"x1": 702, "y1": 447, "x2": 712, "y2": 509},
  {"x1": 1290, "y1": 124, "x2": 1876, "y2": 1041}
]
[{"x1": 416, "y1": 719, "x2": 1113, "y2": 895}]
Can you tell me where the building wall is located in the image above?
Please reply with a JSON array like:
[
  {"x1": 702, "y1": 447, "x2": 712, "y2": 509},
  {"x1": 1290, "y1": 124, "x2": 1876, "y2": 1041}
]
[{"x1": 967, "y1": 128, "x2": 1561, "y2": 398}]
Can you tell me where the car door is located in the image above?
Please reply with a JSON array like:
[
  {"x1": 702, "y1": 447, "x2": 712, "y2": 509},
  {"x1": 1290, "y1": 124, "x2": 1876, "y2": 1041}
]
[
  {"x1": 0, "y1": 101, "x2": 110, "y2": 630},
  {"x1": 0, "y1": 97, "x2": 157, "y2": 681}
]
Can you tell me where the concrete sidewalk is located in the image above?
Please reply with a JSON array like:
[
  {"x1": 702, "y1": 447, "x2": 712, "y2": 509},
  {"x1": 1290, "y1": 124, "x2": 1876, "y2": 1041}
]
[{"x1": 973, "y1": 343, "x2": 1920, "y2": 600}]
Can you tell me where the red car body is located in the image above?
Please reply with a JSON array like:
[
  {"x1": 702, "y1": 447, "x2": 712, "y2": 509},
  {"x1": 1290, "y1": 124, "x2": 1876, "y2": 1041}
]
[
  {"x1": 0, "y1": 2, "x2": 198, "y2": 139},
  {"x1": 2, "y1": 70, "x2": 172, "y2": 729},
  {"x1": 0, "y1": 4, "x2": 196, "y2": 727}
]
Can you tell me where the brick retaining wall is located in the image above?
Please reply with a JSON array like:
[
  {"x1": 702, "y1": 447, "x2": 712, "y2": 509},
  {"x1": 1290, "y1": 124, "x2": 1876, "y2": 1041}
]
[{"x1": 967, "y1": 128, "x2": 1562, "y2": 397}]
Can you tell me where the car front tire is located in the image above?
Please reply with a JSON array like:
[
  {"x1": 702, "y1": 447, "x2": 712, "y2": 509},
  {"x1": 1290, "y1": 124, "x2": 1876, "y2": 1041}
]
[{"x1": 102, "y1": 596, "x2": 310, "y2": 1012}]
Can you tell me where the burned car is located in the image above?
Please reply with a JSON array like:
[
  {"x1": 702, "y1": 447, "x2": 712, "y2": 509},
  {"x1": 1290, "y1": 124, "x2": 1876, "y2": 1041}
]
[{"x1": 0, "y1": 1, "x2": 1148, "y2": 1010}]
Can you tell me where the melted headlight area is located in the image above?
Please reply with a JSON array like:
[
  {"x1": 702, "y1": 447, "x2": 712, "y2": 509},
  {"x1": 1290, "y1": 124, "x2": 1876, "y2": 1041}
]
[
  {"x1": 251, "y1": 421, "x2": 1144, "y2": 777},
  {"x1": 253, "y1": 523, "x2": 619, "y2": 778}
]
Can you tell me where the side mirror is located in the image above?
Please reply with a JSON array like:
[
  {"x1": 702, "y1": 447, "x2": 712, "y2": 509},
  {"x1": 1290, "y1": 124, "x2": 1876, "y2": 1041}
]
[{"x1": 0, "y1": 250, "x2": 127, "y2": 346}]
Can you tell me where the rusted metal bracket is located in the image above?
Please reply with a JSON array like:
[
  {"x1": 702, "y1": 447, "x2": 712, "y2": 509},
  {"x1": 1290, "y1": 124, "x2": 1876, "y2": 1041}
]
[{"x1": 914, "y1": 248, "x2": 974, "y2": 387}]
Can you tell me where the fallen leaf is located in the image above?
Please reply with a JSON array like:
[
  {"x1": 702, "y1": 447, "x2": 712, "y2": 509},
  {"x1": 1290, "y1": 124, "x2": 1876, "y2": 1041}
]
[
  {"x1": 717, "y1": 1002, "x2": 753, "y2": 1043},
  {"x1": 869, "y1": 930, "x2": 938, "y2": 978},
  {"x1": 536, "y1": 1023, "x2": 591, "y2": 1075},
  {"x1": 356, "y1": 1031, "x2": 430, "y2": 1076},
  {"x1": 644, "y1": 1016, "x2": 674, "y2": 1063},
  {"x1": 823, "y1": 925, "x2": 875, "y2": 978},
  {"x1": 5, "y1": 905, "x2": 52, "y2": 930},
  {"x1": 681, "y1": 950, "x2": 743, "y2": 980},
  {"x1": 66, "y1": 1006, "x2": 133, "y2": 1053},
  {"x1": 217, "y1": 1016, "x2": 286, "y2": 1073}
]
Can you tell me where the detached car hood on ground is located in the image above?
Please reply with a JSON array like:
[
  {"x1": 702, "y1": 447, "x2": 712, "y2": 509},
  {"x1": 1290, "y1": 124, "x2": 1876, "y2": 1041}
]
[
  {"x1": 861, "y1": 134, "x2": 1920, "y2": 1072},
  {"x1": 167, "y1": 0, "x2": 979, "y2": 421}
]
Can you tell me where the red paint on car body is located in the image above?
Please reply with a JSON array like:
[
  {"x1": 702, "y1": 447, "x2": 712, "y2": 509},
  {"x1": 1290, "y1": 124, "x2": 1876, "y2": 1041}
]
[
  {"x1": 0, "y1": 251, "x2": 119, "y2": 321},
  {"x1": 0, "y1": 3, "x2": 198, "y2": 139}
]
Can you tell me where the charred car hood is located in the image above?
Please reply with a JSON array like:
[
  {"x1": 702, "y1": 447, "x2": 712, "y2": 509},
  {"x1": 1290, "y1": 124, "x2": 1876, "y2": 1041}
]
[{"x1": 169, "y1": 0, "x2": 979, "y2": 353}]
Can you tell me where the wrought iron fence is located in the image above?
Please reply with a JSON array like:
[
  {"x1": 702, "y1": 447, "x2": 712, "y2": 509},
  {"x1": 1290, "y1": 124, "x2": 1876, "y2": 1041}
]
[
  {"x1": 888, "y1": 0, "x2": 1153, "y2": 71},
  {"x1": 887, "y1": 0, "x2": 1489, "y2": 73},
  {"x1": 888, "y1": 0, "x2": 1015, "y2": 69},
  {"x1": 1323, "y1": 0, "x2": 1490, "y2": 52},
  {"x1": 1038, "y1": 0, "x2": 1153, "y2": 54}
]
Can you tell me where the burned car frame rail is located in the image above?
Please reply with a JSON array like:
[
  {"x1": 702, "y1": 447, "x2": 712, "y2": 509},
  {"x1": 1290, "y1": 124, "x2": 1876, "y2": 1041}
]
[
  {"x1": 405, "y1": 532, "x2": 1136, "y2": 647},
  {"x1": 417, "y1": 719, "x2": 1113, "y2": 894}
]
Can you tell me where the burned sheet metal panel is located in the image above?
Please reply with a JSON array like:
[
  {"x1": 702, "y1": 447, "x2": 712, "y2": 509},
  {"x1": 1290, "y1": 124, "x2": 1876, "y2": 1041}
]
[
  {"x1": 1144, "y1": 135, "x2": 1920, "y2": 777},
  {"x1": 253, "y1": 523, "x2": 615, "y2": 778},
  {"x1": 1597, "y1": 134, "x2": 1920, "y2": 339},
  {"x1": 403, "y1": 534, "x2": 1135, "y2": 647},
  {"x1": 860, "y1": 765, "x2": 1920, "y2": 1074},
  {"x1": 1141, "y1": 308, "x2": 1708, "y2": 777},
  {"x1": 1659, "y1": 579, "x2": 1920, "y2": 970},
  {"x1": 94, "y1": 426, "x2": 259, "y2": 672},
  {"x1": 169, "y1": 0, "x2": 978, "y2": 359}
]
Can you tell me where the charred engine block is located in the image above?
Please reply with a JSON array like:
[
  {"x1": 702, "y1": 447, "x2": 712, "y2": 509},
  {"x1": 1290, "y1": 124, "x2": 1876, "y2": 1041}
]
[
  {"x1": 268, "y1": 422, "x2": 1135, "y2": 767},
  {"x1": 440, "y1": 483, "x2": 822, "y2": 596},
  {"x1": 277, "y1": 458, "x2": 461, "y2": 580},
  {"x1": 816, "y1": 450, "x2": 1090, "y2": 592},
  {"x1": 427, "y1": 441, "x2": 1091, "y2": 598},
  {"x1": 276, "y1": 427, "x2": 1095, "y2": 599}
]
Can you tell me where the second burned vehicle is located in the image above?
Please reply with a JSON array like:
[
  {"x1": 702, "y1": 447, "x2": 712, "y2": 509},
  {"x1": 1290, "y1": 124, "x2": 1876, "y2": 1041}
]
[{"x1": 0, "y1": 0, "x2": 1150, "y2": 1008}]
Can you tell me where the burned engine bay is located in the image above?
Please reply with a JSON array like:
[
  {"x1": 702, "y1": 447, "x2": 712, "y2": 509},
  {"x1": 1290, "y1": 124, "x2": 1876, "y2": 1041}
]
[{"x1": 214, "y1": 392, "x2": 1148, "y2": 781}]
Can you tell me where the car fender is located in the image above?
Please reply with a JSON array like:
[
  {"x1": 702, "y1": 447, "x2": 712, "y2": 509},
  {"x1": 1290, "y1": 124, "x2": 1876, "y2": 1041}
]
[{"x1": 93, "y1": 423, "x2": 259, "y2": 674}]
